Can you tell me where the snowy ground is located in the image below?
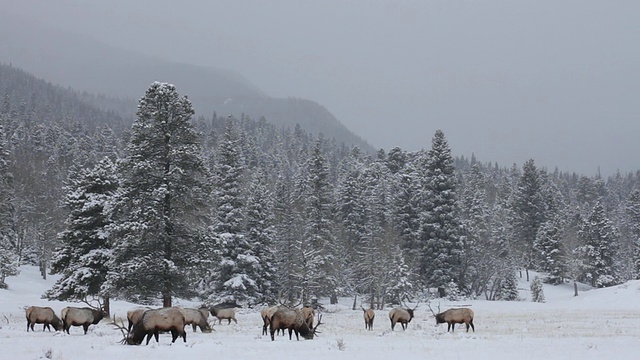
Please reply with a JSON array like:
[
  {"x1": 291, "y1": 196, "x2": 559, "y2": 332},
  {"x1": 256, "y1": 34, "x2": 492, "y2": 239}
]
[{"x1": 2, "y1": 267, "x2": 640, "y2": 360}]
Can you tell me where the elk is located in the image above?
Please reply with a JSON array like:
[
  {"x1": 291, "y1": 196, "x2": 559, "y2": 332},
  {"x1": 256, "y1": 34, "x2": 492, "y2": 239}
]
[
  {"x1": 435, "y1": 308, "x2": 475, "y2": 332},
  {"x1": 61, "y1": 306, "x2": 106, "y2": 334},
  {"x1": 126, "y1": 307, "x2": 149, "y2": 333},
  {"x1": 125, "y1": 307, "x2": 187, "y2": 345},
  {"x1": 178, "y1": 307, "x2": 212, "y2": 333},
  {"x1": 389, "y1": 305, "x2": 416, "y2": 331},
  {"x1": 209, "y1": 306, "x2": 237, "y2": 324},
  {"x1": 269, "y1": 308, "x2": 322, "y2": 341},
  {"x1": 362, "y1": 307, "x2": 375, "y2": 331},
  {"x1": 25, "y1": 306, "x2": 63, "y2": 332},
  {"x1": 261, "y1": 305, "x2": 282, "y2": 336}
]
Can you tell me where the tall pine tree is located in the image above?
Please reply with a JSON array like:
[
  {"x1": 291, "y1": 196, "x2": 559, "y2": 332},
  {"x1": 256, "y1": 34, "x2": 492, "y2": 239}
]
[
  {"x1": 418, "y1": 130, "x2": 464, "y2": 297},
  {"x1": 106, "y1": 82, "x2": 209, "y2": 307},
  {"x1": 46, "y1": 157, "x2": 118, "y2": 314}
]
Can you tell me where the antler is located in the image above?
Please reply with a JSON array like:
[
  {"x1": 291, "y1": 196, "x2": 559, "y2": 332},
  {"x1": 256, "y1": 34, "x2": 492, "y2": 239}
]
[
  {"x1": 312, "y1": 314, "x2": 323, "y2": 337},
  {"x1": 110, "y1": 314, "x2": 130, "y2": 345},
  {"x1": 81, "y1": 296, "x2": 104, "y2": 311},
  {"x1": 426, "y1": 300, "x2": 440, "y2": 317}
]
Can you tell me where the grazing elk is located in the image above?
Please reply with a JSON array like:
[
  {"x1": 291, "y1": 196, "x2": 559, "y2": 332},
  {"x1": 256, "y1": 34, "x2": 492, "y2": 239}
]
[
  {"x1": 126, "y1": 307, "x2": 149, "y2": 333},
  {"x1": 178, "y1": 307, "x2": 212, "y2": 333},
  {"x1": 435, "y1": 308, "x2": 475, "y2": 332},
  {"x1": 389, "y1": 305, "x2": 416, "y2": 331},
  {"x1": 25, "y1": 306, "x2": 63, "y2": 332},
  {"x1": 269, "y1": 308, "x2": 322, "y2": 341},
  {"x1": 209, "y1": 306, "x2": 237, "y2": 325},
  {"x1": 61, "y1": 306, "x2": 106, "y2": 334},
  {"x1": 362, "y1": 307, "x2": 375, "y2": 331},
  {"x1": 126, "y1": 307, "x2": 187, "y2": 345}
]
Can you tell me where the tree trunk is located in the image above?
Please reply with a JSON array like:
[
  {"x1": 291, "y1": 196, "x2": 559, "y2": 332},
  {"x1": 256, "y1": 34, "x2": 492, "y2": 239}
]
[
  {"x1": 526, "y1": 268, "x2": 530, "y2": 282},
  {"x1": 352, "y1": 294, "x2": 357, "y2": 310},
  {"x1": 438, "y1": 286, "x2": 446, "y2": 298},
  {"x1": 163, "y1": 293, "x2": 172, "y2": 308},
  {"x1": 573, "y1": 280, "x2": 578, "y2": 297},
  {"x1": 103, "y1": 296, "x2": 111, "y2": 318}
]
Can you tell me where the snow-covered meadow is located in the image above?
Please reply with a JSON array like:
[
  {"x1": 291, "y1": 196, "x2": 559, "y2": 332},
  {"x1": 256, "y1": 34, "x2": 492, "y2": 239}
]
[{"x1": 2, "y1": 266, "x2": 640, "y2": 360}]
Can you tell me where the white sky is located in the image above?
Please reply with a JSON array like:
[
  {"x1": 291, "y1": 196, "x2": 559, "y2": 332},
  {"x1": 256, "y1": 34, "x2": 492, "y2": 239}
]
[{"x1": 4, "y1": 0, "x2": 639, "y2": 175}]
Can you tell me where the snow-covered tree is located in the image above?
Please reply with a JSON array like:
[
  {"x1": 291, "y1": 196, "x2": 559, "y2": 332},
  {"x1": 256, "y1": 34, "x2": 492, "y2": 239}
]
[
  {"x1": 625, "y1": 189, "x2": 640, "y2": 279},
  {"x1": 418, "y1": 130, "x2": 464, "y2": 297},
  {"x1": 301, "y1": 139, "x2": 337, "y2": 303},
  {"x1": 578, "y1": 201, "x2": 620, "y2": 288},
  {"x1": 530, "y1": 275, "x2": 545, "y2": 303},
  {"x1": 46, "y1": 157, "x2": 118, "y2": 314},
  {"x1": 244, "y1": 170, "x2": 278, "y2": 303},
  {"x1": 534, "y1": 215, "x2": 566, "y2": 284},
  {"x1": 209, "y1": 120, "x2": 259, "y2": 304},
  {"x1": 106, "y1": 82, "x2": 210, "y2": 306},
  {"x1": 511, "y1": 159, "x2": 545, "y2": 279},
  {"x1": 0, "y1": 123, "x2": 18, "y2": 288}
]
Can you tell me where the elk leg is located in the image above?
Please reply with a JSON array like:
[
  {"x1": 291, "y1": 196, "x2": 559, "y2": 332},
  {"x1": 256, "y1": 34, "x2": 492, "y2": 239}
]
[
  {"x1": 83, "y1": 324, "x2": 89, "y2": 334},
  {"x1": 470, "y1": 320, "x2": 475, "y2": 332},
  {"x1": 171, "y1": 329, "x2": 178, "y2": 343}
]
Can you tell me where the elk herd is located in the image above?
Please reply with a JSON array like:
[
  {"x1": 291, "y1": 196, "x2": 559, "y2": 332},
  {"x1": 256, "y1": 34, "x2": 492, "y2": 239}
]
[{"x1": 24, "y1": 301, "x2": 475, "y2": 346}]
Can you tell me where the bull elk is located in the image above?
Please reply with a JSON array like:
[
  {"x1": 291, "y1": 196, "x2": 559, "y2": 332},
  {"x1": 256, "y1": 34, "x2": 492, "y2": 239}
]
[
  {"x1": 125, "y1": 307, "x2": 187, "y2": 345},
  {"x1": 269, "y1": 308, "x2": 322, "y2": 341},
  {"x1": 126, "y1": 307, "x2": 149, "y2": 333},
  {"x1": 25, "y1": 306, "x2": 63, "y2": 332},
  {"x1": 435, "y1": 308, "x2": 475, "y2": 332},
  {"x1": 362, "y1": 307, "x2": 375, "y2": 331},
  {"x1": 61, "y1": 306, "x2": 106, "y2": 334},
  {"x1": 389, "y1": 303, "x2": 418, "y2": 331}
]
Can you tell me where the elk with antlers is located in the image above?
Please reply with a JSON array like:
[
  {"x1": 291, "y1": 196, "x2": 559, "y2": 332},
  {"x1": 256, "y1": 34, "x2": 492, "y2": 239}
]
[
  {"x1": 389, "y1": 302, "x2": 418, "y2": 331},
  {"x1": 269, "y1": 308, "x2": 322, "y2": 341},
  {"x1": 61, "y1": 306, "x2": 107, "y2": 334}
]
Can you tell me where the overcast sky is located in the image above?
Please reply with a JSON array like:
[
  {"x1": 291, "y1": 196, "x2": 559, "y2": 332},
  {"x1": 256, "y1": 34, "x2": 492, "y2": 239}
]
[{"x1": 5, "y1": 0, "x2": 639, "y2": 175}]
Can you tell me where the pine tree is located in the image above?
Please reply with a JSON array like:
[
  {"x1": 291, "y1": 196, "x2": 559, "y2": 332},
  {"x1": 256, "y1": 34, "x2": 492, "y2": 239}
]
[
  {"x1": 46, "y1": 157, "x2": 118, "y2": 314},
  {"x1": 418, "y1": 130, "x2": 464, "y2": 297},
  {"x1": 530, "y1": 276, "x2": 545, "y2": 303},
  {"x1": 625, "y1": 189, "x2": 640, "y2": 279},
  {"x1": 244, "y1": 170, "x2": 278, "y2": 303},
  {"x1": 301, "y1": 139, "x2": 337, "y2": 303},
  {"x1": 209, "y1": 120, "x2": 260, "y2": 304},
  {"x1": 534, "y1": 216, "x2": 566, "y2": 284},
  {"x1": 511, "y1": 159, "x2": 545, "y2": 279},
  {"x1": 106, "y1": 82, "x2": 209, "y2": 307},
  {"x1": 0, "y1": 123, "x2": 18, "y2": 288},
  {"x1": 495, "y1": 270, "x2": 519, "y2": 301},
  {"x1": 578, "y1": 201, "x2": 620, "y2": 288}
]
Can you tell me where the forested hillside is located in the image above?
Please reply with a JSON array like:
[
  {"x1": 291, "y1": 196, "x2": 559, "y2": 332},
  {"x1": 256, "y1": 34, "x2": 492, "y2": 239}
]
[{"x1": 1, "y1": 64, "x2": 639, "y2": 310}]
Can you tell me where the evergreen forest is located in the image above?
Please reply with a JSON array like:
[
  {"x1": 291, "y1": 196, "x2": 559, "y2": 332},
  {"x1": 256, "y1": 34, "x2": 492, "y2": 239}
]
[{"x1": 1, "y1": 63, "x2": 639, "y2": 313}]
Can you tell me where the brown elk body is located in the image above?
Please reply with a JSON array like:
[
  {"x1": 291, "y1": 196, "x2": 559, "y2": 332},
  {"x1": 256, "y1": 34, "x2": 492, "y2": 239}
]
[
  {"x1": 178, "y1": 307, "x2": 212, "y2": 333},
  {"x1": 25, "y1": 306, "x2": 63, "y2": 332},
  {"x1": 389, "y1": 308, "x2": 414, "y2": 331},
  {"x1": 126, "y1": 307, "x2": 149, "y2": 333},
  {"x1": 61, "y1": 307, "x2": 106, "y2": 334},
  {"x1": 435, "y1": 308, "x2": 475, "y2": 332},
  {"x1": 269, "y1": 308, "x2": 321, "y2": 341},
  {"x1": 127, "y1": 307, "x2": 187, "y2": 345},
  {"x1": 261, "y1": 305, "x2": 282, "y2": 335},
  {"x1": 209, "y1": 307, "x2": 237, "y2": 324},
  {"x1": 362, "y1": 307, "x2": 375, "y2": 331}
]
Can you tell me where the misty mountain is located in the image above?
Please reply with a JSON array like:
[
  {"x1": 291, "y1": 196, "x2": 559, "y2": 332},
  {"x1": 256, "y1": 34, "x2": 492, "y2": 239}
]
[{"x1": 0, "y1": 15, "x2": 373, "y2": 153}]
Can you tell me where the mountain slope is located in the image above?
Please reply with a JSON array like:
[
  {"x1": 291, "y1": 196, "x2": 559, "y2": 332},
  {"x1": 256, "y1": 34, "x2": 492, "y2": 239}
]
[{"x1": 0, "y1": 14, "x2": 374, "y2": 152}]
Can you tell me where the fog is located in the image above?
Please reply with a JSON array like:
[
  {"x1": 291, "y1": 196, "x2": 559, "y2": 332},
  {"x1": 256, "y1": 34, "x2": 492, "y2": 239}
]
[{"x1": 4, "y1": 0, "x2": 639, "y2": 175}]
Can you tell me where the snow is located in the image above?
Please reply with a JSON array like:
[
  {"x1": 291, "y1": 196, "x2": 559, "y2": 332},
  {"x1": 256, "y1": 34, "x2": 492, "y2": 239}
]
[{"x1": 2, "y1": 267, "x2": 640, "y2": 359}]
